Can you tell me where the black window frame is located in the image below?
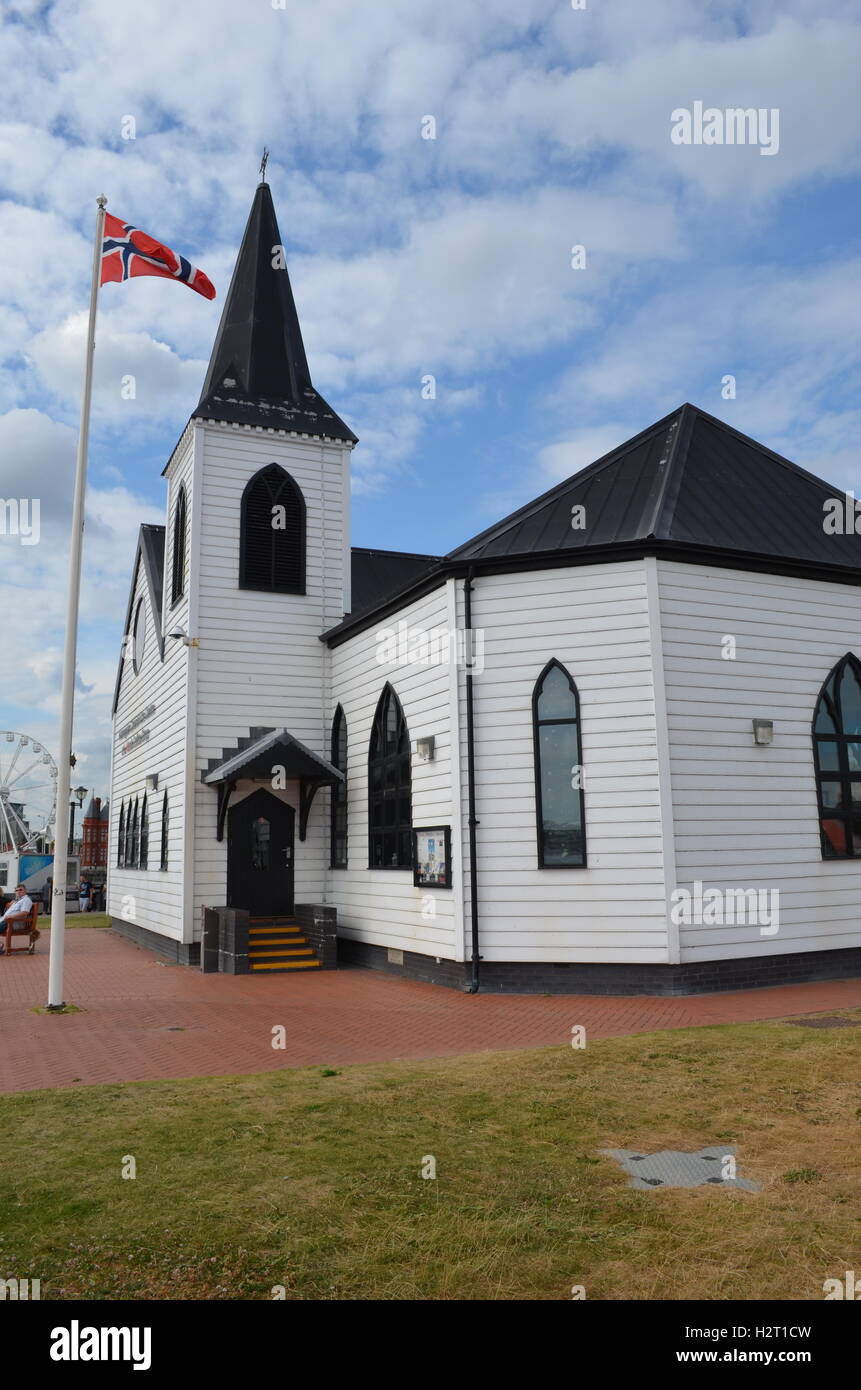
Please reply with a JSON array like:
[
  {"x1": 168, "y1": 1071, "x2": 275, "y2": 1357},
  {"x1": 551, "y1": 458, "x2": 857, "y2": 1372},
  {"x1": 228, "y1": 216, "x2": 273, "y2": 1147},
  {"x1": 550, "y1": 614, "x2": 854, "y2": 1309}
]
[
  {"x1": 368, "y1": 684, "x2": 412, "y2": 869},
  {"x1": 123, "y1": 797, "x2": 134, "y2": 867},
  {"x1": 813, "y1": 651, "x2": 861, "y2": 860},
  {"x1": 159, "y1": 790, "x2": 169, "y2": 871},
  {"x1": 139, "y1": 793, "x2": 149, "y2": 870},
  {"x1": 532, "y1": 658, "x2": 587, "y2": 869},
  {"x1": 117, "y1": 801, "x2": 125, "y2": 868},
  {"x1": 170, "y1": 483, "x2": 187, "y2": 607},
  {"x1": 130, "y1": 797, "x2": 140, "y2": 868},
  {"x1": 330, "y1": 705, "x2": 348, "y2": 869},
  {"x1": 239, "y1": 462, "x2": 306, "y2": 595}
]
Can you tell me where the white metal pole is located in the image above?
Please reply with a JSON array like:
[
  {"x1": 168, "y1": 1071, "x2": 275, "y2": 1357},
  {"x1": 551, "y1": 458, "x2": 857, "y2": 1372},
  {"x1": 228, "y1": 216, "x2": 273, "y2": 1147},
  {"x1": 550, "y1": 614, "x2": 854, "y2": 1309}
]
[{"x1": 47, "y1": 194, "x2": 106, "y2": 1009}]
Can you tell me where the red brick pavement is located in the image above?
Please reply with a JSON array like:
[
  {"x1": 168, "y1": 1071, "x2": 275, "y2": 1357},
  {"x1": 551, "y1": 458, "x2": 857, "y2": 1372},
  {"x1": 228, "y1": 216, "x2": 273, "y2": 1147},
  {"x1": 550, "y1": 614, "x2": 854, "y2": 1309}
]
[{"x1": 1, "y1": 928, "x2": 860, "y2": 1094}]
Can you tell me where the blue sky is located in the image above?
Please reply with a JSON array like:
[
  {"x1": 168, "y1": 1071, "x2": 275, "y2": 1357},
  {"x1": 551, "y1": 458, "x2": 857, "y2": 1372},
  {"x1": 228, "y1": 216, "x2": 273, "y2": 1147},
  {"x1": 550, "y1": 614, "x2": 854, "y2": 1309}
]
[{"x1": 1, "y1": 0, "x2": 860, "y2": 805}]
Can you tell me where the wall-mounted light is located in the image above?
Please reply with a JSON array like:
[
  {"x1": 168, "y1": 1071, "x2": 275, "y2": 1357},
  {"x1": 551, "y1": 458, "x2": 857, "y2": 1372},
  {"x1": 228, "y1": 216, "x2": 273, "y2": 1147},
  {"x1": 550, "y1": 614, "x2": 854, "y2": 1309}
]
[
  {"x1": 145, "y1": 774, "x2": 159, "y2": 792},
  {"x1": 752, "y1": 719, "x2": 774, "y2": 746},
  {"x1": 167, "y1": 625, "x2": 199, "y2": 647},
  {"x1": 416, "y1": 735, "x2": 436, "y2": 763}
]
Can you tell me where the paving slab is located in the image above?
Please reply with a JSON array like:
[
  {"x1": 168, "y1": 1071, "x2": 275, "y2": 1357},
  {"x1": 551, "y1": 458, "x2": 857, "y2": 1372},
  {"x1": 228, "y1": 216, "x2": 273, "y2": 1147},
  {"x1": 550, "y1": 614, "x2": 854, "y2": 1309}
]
[{"x1": 1, "y1": 928, "x2": 860, "y2": 1093}]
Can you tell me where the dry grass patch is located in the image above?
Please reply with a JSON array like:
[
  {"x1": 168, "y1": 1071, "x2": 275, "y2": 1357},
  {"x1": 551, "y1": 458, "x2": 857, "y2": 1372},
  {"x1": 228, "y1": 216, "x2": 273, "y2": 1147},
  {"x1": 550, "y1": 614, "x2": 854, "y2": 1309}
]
[{"x1": 0, "y1": 1011, "x2": 859, "y2": 1299}]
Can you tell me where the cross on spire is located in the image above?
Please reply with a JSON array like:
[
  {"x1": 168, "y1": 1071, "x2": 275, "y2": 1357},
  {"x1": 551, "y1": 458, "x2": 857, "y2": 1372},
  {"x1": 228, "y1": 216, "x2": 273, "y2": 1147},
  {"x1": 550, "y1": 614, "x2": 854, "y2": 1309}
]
[{"x1": 259, "y1": 148, "x2": 269, "y2": 184}]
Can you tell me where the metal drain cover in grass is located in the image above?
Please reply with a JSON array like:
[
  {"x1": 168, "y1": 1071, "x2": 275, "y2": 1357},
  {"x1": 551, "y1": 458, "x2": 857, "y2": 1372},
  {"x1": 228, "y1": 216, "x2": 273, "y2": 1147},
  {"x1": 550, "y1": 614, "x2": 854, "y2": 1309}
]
[
  {"x1": 600, "y1": 1145, "x2": 759, "y2": 1191},
  {"x1": 788, "y1": 1015, "x2": 859, "y2": 1029}
]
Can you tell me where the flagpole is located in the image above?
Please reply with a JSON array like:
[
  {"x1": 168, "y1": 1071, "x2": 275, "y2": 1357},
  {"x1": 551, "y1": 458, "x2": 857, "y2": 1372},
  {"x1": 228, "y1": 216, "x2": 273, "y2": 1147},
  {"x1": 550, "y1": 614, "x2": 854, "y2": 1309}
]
[{"x1": 47, "y1": 194, "x2": 107, "y2": 1010}]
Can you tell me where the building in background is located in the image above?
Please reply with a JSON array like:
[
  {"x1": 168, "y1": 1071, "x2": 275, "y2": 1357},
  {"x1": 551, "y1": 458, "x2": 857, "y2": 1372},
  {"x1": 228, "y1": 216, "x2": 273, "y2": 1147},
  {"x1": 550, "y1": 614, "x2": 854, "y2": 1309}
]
[{"x1": 81, "y1": 796, "x2": 109, "y2": 873}]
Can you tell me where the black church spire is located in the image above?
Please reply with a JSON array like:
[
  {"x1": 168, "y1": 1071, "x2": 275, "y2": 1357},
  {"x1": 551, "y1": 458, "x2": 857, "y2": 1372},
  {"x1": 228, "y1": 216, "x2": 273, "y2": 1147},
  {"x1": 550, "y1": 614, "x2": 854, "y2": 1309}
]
[{"x1": 195, "y1": 182, "x2": 356, "y2": 443}]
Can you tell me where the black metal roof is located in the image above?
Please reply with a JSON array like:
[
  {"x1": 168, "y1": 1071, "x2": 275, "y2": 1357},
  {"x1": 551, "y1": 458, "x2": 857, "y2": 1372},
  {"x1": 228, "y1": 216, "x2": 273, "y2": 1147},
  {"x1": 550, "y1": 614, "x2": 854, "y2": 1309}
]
[
  {"x1": 350, "y1": 548, "x2": 443, "y2": 618},
  {"x1": 450, "y1": 403, "x2": 861, "y2": 565},
  {"x1": 325, "y1": 403, "x2": 861, "y2": 646},
  {"x1": 203, "y1": 728, "x2": 344, "y2": 786},
  {"x1": 195, "y1": 183, "x2": 357, "y2": 443}
]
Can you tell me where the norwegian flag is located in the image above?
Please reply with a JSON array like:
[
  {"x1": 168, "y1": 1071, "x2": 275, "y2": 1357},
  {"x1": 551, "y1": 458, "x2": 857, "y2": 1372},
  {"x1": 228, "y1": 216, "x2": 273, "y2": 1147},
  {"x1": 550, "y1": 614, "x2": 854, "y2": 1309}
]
[{"x1": 100, "y1": 213, "x2": 215, "y2": 300}]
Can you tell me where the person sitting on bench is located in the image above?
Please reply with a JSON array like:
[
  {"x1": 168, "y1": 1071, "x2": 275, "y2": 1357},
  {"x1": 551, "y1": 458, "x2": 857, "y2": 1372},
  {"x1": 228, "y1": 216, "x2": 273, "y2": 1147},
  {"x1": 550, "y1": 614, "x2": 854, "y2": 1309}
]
[{"x1": 0, "y1": 885, "x2": 33, "y2": 954}]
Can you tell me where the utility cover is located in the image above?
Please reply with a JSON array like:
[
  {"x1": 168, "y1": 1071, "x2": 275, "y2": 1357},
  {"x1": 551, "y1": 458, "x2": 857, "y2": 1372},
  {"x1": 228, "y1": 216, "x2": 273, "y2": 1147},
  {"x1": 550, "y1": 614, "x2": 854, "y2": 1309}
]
[{"x1": 600, "y1": 1145, "x2": 759, "y2": 1191}]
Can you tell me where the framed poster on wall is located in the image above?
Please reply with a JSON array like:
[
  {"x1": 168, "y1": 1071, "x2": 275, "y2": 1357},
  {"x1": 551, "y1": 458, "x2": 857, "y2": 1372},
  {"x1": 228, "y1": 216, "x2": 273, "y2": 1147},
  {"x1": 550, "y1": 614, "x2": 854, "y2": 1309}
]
[{"x1": 412, "y1": 825, "x2": 452, "y2": 889}]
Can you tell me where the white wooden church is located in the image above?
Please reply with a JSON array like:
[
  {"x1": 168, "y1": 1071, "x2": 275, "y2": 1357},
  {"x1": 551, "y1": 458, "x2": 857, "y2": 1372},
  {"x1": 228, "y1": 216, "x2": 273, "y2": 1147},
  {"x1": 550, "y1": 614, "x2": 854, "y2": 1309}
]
[{"x1": 109, "y1": 180, "x2": 861, "y2": 994}]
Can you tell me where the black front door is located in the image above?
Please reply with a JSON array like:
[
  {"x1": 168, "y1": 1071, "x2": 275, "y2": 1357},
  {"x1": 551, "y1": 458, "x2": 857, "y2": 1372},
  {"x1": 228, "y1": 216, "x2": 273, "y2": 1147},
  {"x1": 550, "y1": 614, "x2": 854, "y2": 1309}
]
[{"x1": 227, "y1": 789, "x2": 295, "y2": 917}]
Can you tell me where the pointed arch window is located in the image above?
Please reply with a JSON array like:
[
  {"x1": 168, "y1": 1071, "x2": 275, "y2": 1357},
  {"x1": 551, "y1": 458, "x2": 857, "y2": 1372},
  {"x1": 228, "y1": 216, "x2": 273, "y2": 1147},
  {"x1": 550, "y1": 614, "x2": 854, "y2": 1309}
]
[
  {"x1": 368, "y1": 685, "x2": 412, "y2": 868},
  {"x1": 171, "y1": 484, "x2": 187, "y2": 606},
  {"x1": 239, "y1": 463, "x2": 306, "y2": 595},
  {"x1": 813, "y1": 653, "x2": 861, "y2": 859},
  {"x1": 130, "y1": 798, "x2": 140, "y2": 868},
  {"x1": 123, "y1": 798, "x2": 134, "y2": 868},
  {"x1": 139, "y1": 793, "x2": 149, "y2": 870},
  {"x1": 159, "y1": 791, "x2": 169, "y2": 871},
  {"x1": 117, "y1": 802, "x2": 125, "y2": 868},
  {"x1": 533, "y1": 660, "x2": 586, "y2": 867},
  {"x1": 330, "y1": 705, "x2": 348, "y2": 868}
]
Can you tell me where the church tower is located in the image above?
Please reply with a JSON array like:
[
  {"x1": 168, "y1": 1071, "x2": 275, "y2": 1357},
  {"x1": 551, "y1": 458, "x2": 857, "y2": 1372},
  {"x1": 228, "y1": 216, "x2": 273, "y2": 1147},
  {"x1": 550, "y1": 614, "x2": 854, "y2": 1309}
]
[{"x1": 111, "y1": 179, "x2": 356, "y2": 958}]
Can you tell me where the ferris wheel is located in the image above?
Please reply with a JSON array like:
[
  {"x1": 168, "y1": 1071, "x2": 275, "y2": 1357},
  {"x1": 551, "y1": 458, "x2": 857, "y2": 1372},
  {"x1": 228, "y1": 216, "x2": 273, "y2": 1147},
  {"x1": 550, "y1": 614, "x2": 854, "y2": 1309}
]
[{"x1": 0, "y1": 731, "x2": 58, "y2": 853}]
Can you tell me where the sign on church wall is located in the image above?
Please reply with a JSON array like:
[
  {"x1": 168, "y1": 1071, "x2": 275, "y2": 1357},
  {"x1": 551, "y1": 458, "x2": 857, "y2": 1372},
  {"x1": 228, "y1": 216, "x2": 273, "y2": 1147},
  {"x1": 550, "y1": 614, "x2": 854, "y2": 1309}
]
[{"x1": 413, "y1": 826, "x2": 452, "y2": 889}]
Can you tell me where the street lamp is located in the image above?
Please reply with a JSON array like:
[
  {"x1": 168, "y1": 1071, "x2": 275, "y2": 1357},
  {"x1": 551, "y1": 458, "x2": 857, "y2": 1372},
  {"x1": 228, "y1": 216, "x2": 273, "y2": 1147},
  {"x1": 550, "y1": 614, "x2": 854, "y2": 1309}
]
[{"x1": 68, "y1": 785, "x2": 87, "y2": 856}]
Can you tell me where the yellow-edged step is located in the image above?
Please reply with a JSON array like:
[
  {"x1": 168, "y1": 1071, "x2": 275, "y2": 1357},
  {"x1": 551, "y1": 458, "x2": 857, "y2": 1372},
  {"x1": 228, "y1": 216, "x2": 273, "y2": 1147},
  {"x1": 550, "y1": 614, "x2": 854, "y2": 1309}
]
[
  {"x1": 247, "y1": 917, "x2": 322, "y2": 972},
  {"x1": 251, "y1": 958, "x2": 321, "y2": 971}
]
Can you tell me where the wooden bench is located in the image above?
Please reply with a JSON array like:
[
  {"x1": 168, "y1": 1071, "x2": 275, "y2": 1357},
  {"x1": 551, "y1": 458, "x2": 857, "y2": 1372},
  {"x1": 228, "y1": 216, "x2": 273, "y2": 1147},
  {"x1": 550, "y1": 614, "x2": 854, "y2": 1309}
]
[{"x1": 3, "y1": 902, "x2": 40, "y2": 956}]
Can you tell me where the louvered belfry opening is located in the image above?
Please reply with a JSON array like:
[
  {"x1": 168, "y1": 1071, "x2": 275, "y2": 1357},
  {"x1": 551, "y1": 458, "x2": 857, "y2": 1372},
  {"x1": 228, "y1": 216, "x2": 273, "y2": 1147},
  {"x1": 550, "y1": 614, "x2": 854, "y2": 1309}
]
[{"x1": 239, "y1": 462, "x2": 306, "y2": 595}]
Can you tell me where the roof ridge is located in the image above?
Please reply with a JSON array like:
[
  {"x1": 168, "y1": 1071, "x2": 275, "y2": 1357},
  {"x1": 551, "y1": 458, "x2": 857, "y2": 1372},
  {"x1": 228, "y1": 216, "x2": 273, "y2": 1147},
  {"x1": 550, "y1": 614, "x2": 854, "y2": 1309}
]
[{"x1": 642, "y1": 403, "x2": 694, "y2": 539}]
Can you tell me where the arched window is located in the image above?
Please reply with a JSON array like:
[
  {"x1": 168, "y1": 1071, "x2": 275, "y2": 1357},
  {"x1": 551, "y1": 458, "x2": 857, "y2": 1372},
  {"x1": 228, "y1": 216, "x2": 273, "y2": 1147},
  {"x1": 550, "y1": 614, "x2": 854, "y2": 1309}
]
[
  {"x1": 123, "y1": 798, "x2": 134, "y2": 868},
  {"x1": 139, "y1": 793, "x2": 149, "y2": 870},
  {"x1": 533, "y1": 659, "x2": 586, "y2": 867},
  {"x1": 117, "y1": 802, "x2": 125, "y2": 867},
  {"x1": 330, "y1": 705, "x2": 348, "y2": 868},
  {"x1": 130, "y1": 798, "x2": 140, "y2": 868},
  {"x1": 239, "y1": 463, "x2": 306, "y2": 595},
  {"x1": 171, "y1": 484, "x2": 187, "y2": 605},
  {"x1": 813, "y1": 653, "x2": 861, "y2": 859},
  {"x1": 368, "y1": 685, "x2": 412, "y2": 868},
  {"x1": 160, "y1": 791, "x2": 169, "y2": 871}
]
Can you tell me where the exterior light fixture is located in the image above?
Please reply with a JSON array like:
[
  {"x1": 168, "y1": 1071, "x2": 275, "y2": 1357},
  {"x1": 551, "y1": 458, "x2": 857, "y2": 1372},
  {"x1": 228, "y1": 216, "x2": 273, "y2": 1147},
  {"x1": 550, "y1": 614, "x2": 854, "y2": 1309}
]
[
  {"x1": 416, "y1": 735, "x2": 436, "y2": 763},
  {"x1": 145, "y1": 773, "x2": 159, "y2": 792},
  {"x1": 167, "y1": 625, "x2": 199, "y2": 647},
  {"x1": 752, "y1": 719, "x2": 774, "y2": 746}
]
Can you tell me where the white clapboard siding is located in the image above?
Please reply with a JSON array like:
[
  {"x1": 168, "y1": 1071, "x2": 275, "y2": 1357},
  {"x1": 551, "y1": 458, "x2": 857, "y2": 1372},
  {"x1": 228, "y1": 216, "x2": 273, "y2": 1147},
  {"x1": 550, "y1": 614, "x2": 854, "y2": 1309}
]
[
  {"x1": 190, "y1": 424, "x2": 351, "y2": 925},
  {"x1": 326, "y1": 581, "x2": 460, "y2": 957},
  {"x1": 658, "y1": 559, "x2": 861, "y2": 962},
  {"x1": 454, "y1": 561, "x2": 668, "y2": 964},
  {"x1": 108, "y1": 436, "x2": 194, "y2": 941}
]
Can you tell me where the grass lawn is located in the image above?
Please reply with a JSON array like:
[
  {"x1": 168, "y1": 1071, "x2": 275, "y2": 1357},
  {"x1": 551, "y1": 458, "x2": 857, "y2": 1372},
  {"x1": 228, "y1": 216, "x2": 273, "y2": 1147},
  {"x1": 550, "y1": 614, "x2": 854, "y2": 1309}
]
[{"x1": 1, "y1": 1013, "x2": 859, "y2": 1300}]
